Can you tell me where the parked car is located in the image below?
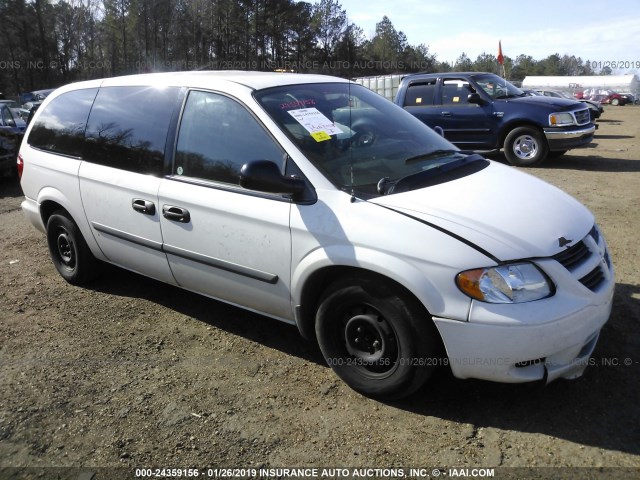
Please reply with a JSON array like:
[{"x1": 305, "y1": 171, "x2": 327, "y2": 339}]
[
  {"x1": 394, "y1": 72, "x2": 595, "y2": 166},
  {"x1": 19, "y1": 88, "x2": 55, "y2": 106},
  {"x1": 577, "y1": 89, "x2": 631, "y2": 106},
  {"x1": 619, "y1": 93, "x2": 639, "y2": 105},
  {"x1": 536, "y1": 89, "x2": 603, "y2": 120},
  {"x1": 18, "y1": 88, "x2": 55, "y2": 120},
  {"x1": 19, "y1": 71, "x2": 614, "y2": 399},
  {"x1": 0, "y1": 99, "x2": 21, "y2": 109},
  {"x1": 0, "y1": 104, "x2": 26, "y2": 177}
]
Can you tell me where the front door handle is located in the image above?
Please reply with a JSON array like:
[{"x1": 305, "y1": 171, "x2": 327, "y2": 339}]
[
  {"x1": 441, "y1": 111, "x2": 452, "y2": 117},
  {"x1": 132, "y1": 198, "x2": 156, "y2": 215},
  {"x1": 162, "y1": 205, "x2": 191, "y2": 223}
]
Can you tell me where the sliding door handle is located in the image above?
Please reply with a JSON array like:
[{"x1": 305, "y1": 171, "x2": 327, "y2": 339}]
[{"x1": 162, "y1": 205, "x2": 190, "y2": 223}]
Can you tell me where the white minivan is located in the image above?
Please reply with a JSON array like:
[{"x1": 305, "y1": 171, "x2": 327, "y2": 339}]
[{"x1": 18, "y1": 71, "x2": 614, "y2": 399}]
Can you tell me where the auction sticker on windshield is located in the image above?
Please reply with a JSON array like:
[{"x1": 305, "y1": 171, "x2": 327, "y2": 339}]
[{"x1": 288, "y1": 107, "x2": 342, "y2": 141}]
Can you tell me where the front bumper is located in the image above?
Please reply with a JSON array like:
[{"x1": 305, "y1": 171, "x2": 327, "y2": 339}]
[
  {"x1": 433, "y1": 232, "x2": 615, "y2": 384},
  {"x1": 433, "y1": 297, "x2": 612, "y2": 383},
  {"x1": 544, "y1": 124, "x2": 595, "y2": 151}
]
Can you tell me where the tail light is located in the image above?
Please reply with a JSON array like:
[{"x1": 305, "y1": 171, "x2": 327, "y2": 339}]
[{"x1": 17, "y1": 153, "x2": 24, "y2": 179}]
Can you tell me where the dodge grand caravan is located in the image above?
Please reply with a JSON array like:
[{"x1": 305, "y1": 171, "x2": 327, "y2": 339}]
[{"x1": 19, "y1": 71, "x2": 614, "y2": 399}]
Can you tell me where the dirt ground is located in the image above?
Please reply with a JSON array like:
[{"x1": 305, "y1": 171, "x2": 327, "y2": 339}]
[{"x1": 1, "y1": 106, "x2": 639, "y2": 480}]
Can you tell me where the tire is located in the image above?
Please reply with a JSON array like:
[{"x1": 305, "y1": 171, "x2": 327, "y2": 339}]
[
  {"x1": 315, "y1": 275, "x2": 442, "y2": 399},
  {"x1": 503, "y1": 126, "x2": 548, "y2": 167},
  {"x1": 611, "y1": 98, "x2": 619, "y2": 106},
  {"x1": 46, "y1": 210, "x2": 102, "y2": 285}
]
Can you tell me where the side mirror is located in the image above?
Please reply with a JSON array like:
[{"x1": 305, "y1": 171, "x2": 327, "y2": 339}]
[
  {"x1": 468, "y1": 93, "x2": 484, "y2": 105},
  {"x1": 433, "y1": 126, "x2": 445, "y2": 137},
  {"x1": 3, "y1": 115, "x2": 16, "y2": 128},
  {"x1": 240, "y1": 160, "x2": 306, "y2": 196}
]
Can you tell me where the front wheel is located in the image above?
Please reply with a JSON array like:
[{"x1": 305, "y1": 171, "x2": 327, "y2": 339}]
[
  {"x1": 611, "y1": 98, "x2": 619, "y2": 106},
  {"x1": 503, "y1": 127, "x2": 548, "y2": 167},
  {"x1": 46, "y1": 210, "x2": 102, "y2": 285},
  {"x1": 315, "y1": 276, "x2": 441, "y2": 399}
]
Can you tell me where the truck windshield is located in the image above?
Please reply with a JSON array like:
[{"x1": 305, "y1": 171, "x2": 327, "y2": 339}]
[
  {"x1": 473, "y1": 73, "x2": 525, "y2": 99},
  {"x1": 255, "y1": 83, "x2": 467, "y2": 197}
]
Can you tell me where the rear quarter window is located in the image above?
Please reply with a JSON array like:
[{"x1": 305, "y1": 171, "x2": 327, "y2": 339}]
[
  {"x1": 27, "y1": 88, "x2": 98, "y2": 157},
  {"x1": 84, "y1": 86, "x2": 180, "y2": 175}
]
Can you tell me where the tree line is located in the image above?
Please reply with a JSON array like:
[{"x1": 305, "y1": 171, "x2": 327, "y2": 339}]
[{"x1": 0, "y1": 0, "x2": 603, "y2": 96}]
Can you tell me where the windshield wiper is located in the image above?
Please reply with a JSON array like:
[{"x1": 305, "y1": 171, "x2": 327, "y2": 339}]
[
  {"x1": 378, "y1": 153, "x2": 486, "y2": 195},
  {"x1": 404, "y1": 149, "x2": 460, "y2": 164}
]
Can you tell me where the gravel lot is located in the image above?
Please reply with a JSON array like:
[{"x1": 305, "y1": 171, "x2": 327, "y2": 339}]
[{"x1": 1, "y1": 106, "x2": 639, "y2": 479}]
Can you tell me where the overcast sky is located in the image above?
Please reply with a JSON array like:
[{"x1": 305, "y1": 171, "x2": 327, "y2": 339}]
[{"x1": 343, "y1": 0, "x2": 640, "y2": 73}]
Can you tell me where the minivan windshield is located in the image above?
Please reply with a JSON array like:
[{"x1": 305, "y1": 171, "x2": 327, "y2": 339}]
[
  {"x1": 473, "y1": 73, "x2": 525, "y2": 99},
  {"x1": 255, "y1": 83, "x2": 469, "y2": 197}
]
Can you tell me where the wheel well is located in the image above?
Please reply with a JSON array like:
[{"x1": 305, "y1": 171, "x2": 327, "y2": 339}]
[
  {"x1": 39, "y1": 200, "x2": 68, "y2": 227},
  {"x1": 499, "y1": 122, "x2": 545, "y2": 147},
  {"x1": 297, "y1": 266, "x2": 432, "y2": 342}
]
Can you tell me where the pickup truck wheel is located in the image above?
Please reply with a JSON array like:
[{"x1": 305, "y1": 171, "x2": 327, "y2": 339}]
[
  {"x1": 46, "y1": 210, "x2": 102, "y2": 285},
  {"x1": 504, "y1": 127, "x2": 548, "y2": 167},
  {"x1": 315, "y1": 276, "x2": 441, "y2": 399}
]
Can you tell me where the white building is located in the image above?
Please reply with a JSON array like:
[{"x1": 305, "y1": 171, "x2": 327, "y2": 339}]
[{"x1": 522, "y1": 75, "x2": 639, "y2": 96}]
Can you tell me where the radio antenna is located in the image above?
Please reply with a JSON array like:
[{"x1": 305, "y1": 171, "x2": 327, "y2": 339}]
[{"x1": 348, "y1": 80, "x2": 356, "y2": 203}]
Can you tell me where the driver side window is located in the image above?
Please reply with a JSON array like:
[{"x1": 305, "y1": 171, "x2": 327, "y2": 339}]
[
  {"x1": 442, "y1": 79, "x2": 475, "y2": 106},
  {"x1": 175, "y1": 90, "x2": 284, "y2": 185}
]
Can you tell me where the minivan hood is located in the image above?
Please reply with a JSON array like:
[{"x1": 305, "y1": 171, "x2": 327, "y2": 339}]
[{"x1": 370, "y1": 161, "x2": 593, "y2": 262}]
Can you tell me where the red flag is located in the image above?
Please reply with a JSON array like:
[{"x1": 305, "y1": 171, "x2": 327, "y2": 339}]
[{"x1": 497, "y1": 41, "x2": 504, "y2": 65}]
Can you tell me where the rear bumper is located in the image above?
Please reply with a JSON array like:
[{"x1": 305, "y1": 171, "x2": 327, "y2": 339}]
[
  {"x1": 21, "y1": 197, "x2": 46, "y2": 234},
  {"x1": 544, "y1": 124, "x2": 595, "y2": 151}
]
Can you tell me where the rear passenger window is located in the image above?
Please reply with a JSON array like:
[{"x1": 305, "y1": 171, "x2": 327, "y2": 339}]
[
  {"x1": 84, "y1": 86, "x2": 180, "y2": 175},
  {"x1": 174, "y1": 90, "x2": 284, "y2": 185},
  {"x1": 28, "y1": 88, "x2": 98, "y2": 157},
  {"x1": 403, "y1": 81, "x2": 436, "y2": 107}
]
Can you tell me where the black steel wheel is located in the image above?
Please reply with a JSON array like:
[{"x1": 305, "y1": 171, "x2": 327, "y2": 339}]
[
  {"x1": 315, "y1": 275, "x2": 441, "y2": 399},
  {"x1": 46, "y1": 210, "x2": 101, "y2": 285}
]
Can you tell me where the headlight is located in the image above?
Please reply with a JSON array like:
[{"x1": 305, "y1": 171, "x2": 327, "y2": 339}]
[
  {"x1": 549, "y1": 112, "x2": 575, "y2": 126},
  {"x1": 456, "y1": 263, "x2": 553, "y2": 303}
]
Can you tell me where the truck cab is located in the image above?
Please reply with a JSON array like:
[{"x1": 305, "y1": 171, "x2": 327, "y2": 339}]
[{"x1": 395, "y1": 72, "x2": 595, "y2": 166}]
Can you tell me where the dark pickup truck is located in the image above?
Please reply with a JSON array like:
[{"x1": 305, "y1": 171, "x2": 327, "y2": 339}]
[{"x1": 394, "y1": 72, "x2": 595, "y2": 166}]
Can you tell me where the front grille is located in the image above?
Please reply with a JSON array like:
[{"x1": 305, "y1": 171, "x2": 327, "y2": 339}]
[
  {"x1": 552, "y1": 226, "x2": 611, "y2": 293},
  {"x1": 574, "y1": 108, "x2": 591, "y2": 125},
  {"x1": 579, "y1": 266, "x2": 605, "y2": 290},
  {"x1": 553, "y1": 241, "x2": 590, "y2": 270}
]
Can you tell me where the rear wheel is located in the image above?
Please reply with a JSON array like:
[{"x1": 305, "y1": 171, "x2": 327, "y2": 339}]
[
  {"x1": 611, "y1": 98, "x2": 620, "y2": 106},
  {"x1": 46, "y1": 210, "x2": 102, "y2": 285},
  {"x1": 504, "y1": 126, "x2": 548, "y2": 167},
  {"x1": 315, "y1": 275, "x2": 441, "y2": 399}
]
